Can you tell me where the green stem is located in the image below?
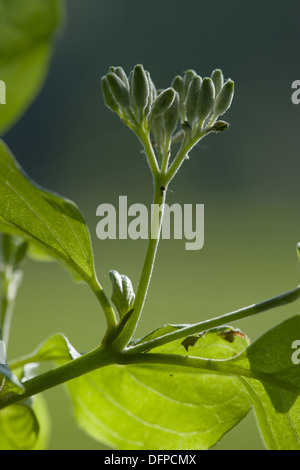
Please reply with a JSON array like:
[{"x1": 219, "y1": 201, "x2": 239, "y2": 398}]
[
  {"x1": 161, "y1": 137, "x2": 171, "y2": 174},
  {"x1": 119, "y1": 352, "x2": 300, "y2": 394},
  {"x1": 125, "y1": 284, "x2": 300, "y2": 354},
  {"x1": 138, "y1": 130, "x2": 160, "y2": 176},
  {"x1": 113, "y1": 181, "x2": 166, "y2": 350},
  {"x1": 166, "y1": 122, "x2": 218, "y2": 184},
  {"x1": 3, "y1": 310, "x2": 300, "y2": 410},
  {"x1": 0, "y1": 346, "x2": 116, "y2": 410},
  {"x1": 0, "y1": 269, "x2": 10, "y2": 342},
  {"x1": 166, "y1": 130, "x2": 203, "y2": 183},
  {"x1": 90, "y1": 279, "x2": 118, "y2": 336},
  {"x1": 3, "y1": 284, "x2": 300, "y2": 408},
  {"x1": 0, "y1": 266, "x2": 22, "y2": 348}
]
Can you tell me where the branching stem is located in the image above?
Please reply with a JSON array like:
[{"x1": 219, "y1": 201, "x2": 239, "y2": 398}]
[
  {"x1": 2, "y1": 280, "x2": 300, "y2": 411},
  {"x1": 125, "y1": 284, "x2": 300, "y2": 354}
]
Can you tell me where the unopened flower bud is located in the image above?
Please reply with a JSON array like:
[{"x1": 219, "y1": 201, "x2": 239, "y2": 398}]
[
  {"x1": 172, "y1": 75, "x2": 185, "y2": 120},
  {"x1": 182, "y1": 120, "x2": 192, "y2": 133},
  {"x1": 144, "y1": 71, "x2": 157, "y2": 115},
  {"x1": 197, "y1": 77, "x2": 215, "y2": 121},
  {"x1": 214, "y1": 79, "x2": 234, "y2": 117},
  {"x1": 151, "y1": 113, "x2": 165, "y2": 152},
  {"x1": 211, "y1": 69, "x2": 224, "y2": 96},
  {"x1": 185, "y1": 75, "x2": 202, "y2": 124},
  {"x1": 132, "y1": 64, "x2": 150, "y2": 114},
  {"x1": 172, "y1": 75, "x2": 184, "y2": 97},
  {"x1": 163, "y1": 92, "x2": 180, "y2": 137},
  {"x1": 106, "y1": 72, "x2": 130, "y2": 110},
  {"x1": 212, "y1": 120, "x2": 230, "y2": 132},
  {"x1": 115, "y1": 67, "x2": 129, "y2": 88},
  {"x1": 150, "y1": 87, "x2": 176, "y2": 120},
  {"x1": 101, "y1": 76, "x2": 119, "y2": 113},
  {"x1": 183, "y1": 69, "x2": 197, "y2": 98}
]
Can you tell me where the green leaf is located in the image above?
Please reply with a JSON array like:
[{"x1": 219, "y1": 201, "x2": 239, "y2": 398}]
[
  {"x1": 0, "y1": 363, "x2": 50, "y2": 450},
  {"x1": 0, "y1": 0, "x2": 63, "y2": 135},
  {"x1": 228, "y1": 316, "x2": 300, "y2": 450},
  {"x1": 10, "y1": 333, "x2": 80, "y2": 368},
  {"x1": 0, "y1": 140, "x2": 99, "y2": 287},
  {"x1": 0, "y1": 334, "x2": 74, "y2": 450},
  {"x1": 62, "y1": 328, "x2": 251, "y2": 450},
  {"x1": 0, "y1": 403, "x2": 39, "y2": 449},
  {"x1": 0, "y1": 395, "x2": 49, "y2": 450},
  {"x1": 0, "y1": 339, "x2": 24, "y2": 391},
  {"x1": 132, "y1": 324, "x2": 189, "y2": 346},
  {"x1": 0, "y1": 363, "x2": 24, "y2": 392}
]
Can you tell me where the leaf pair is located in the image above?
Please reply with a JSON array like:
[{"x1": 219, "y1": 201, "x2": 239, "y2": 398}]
[
  {"x1": 8, "y1": 315, "x2": 299, "y2": 450},
  {"x1": 27, "y1": 316, "x2": 299, "y2": 450}
]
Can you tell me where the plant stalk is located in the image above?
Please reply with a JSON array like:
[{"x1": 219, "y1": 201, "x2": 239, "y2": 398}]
[
  {"x1": 0, "y1": 346, "x2": 115, "y2": 410},
  {"x1": 91, "y1": 279, "x2": 118, "y2": 335},
  {"x1": 125, "y1": 284, "x2": 300, "y2": 354},
  {"x1": 113, "y1": 179, "x2": 166, "y2": 350}
]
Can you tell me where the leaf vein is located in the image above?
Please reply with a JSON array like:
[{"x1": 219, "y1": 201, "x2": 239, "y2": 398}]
[{"x1": 86, "y1": 375, "x2": 201, "y2": 436}]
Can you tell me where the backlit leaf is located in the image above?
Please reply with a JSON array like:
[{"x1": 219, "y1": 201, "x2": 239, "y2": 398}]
[
  {"x1": 0, "y1": 0, "x2": 63, "y2": 135},
  {"x1": 228, "y1": 316, "x2": 300, "y2": 450},
  {"x1": 64, "y1": 328, "x2": 251, "y2": 450},
  {"x1": 0, "y1": 140, "x2": 99, "y2": 287}
]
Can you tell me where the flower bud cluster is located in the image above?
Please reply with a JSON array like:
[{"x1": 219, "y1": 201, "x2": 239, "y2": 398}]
[
  {"x1": 101, "y1": 65, "x2": 234, "y2": 169},
  {"x1": 172, "y1": 68, "x2": 234, "y2": 133},
  {"x1": 102, "y1": 65, "x2": 233, "y2": 136}
]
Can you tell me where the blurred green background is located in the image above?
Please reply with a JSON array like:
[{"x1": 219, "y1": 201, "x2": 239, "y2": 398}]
[{"x1": 3, "y1": 0, "x2": 300, "y2": 450}]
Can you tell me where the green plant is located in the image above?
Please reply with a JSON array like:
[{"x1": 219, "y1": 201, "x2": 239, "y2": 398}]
[{"x1": 1, "y1": 1, "x2": 300, "y2": 451}]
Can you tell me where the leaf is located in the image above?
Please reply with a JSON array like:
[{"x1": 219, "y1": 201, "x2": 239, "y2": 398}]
[
  {"x1": 0, "y1": 363, "x2": 24, "y2": 392},
  {"x1": 132, "y1": 324, "x2": 190, "y2": 346},
  {"x1": 0, "y1": 334, "x2": 75, "y2": 450},
  {"x1": 59, "y1": 318, "x2": 300, "y2": 450},
  {"x1": 11, "y1": 333, "x2": 80, "y2": 367},
  {"x1": 0, "y1": 140, "x2": 99, "y2": 287},
  {"x1": 228, "y1": 316, "x2": 300, "y2": 450},
  {"x1": 0, "y1": 339, "x2": 24, "y2": 391},
  {"x1": 61, "y1": 328, "x2": 251, "y2": 450},
  {"x1": 0, "y1": 0, "x2": 63, "y2": 135},
  {"x1": 0, "y1": 403, "x2": 39, "y2": 449},
  {"x1": 0, "y1": 363, "x2": 50, "y2": 450},
  {"x1": 0, "y1": 395, "x2": 49, "y2": 450}
]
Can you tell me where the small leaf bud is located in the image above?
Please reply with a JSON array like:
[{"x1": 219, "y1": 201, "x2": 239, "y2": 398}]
[{"x1": 109, "y1": 270, "x2": 135, "y2": 318}]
